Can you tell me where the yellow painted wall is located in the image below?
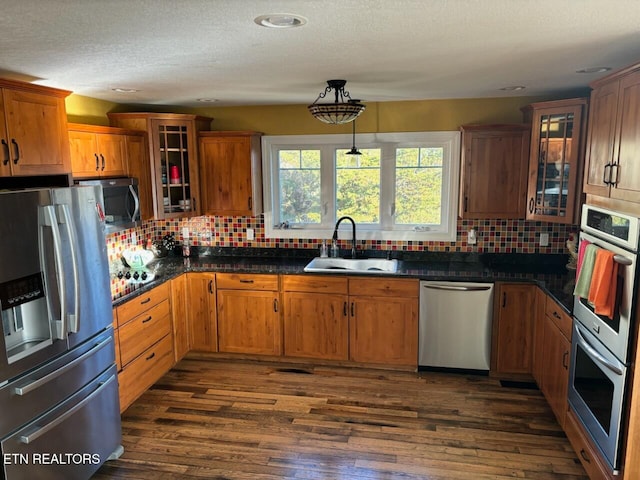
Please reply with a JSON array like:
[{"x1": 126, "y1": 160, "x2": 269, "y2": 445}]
[{"x1": 65, "y1": 94, "x2": 564, "y2": 134}]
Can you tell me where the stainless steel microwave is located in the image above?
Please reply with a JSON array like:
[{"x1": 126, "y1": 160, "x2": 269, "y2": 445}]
[{"x1": 75, "y1": 177, "x2": 140, "y2": 233}]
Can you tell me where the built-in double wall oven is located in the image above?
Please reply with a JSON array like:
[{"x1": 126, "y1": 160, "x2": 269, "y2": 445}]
[{"x1": 570, "y1": 204, "x2": 639, "y2": 474}]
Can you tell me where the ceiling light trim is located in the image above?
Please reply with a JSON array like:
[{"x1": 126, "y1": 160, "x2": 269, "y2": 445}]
[{"x1": 254, "y1": 14, "x2": 307, "y2": 29}]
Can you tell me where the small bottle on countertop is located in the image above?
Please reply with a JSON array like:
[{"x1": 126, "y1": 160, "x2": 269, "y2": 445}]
[
  {"x1": 319, "y1": 240, "x2": 328, "y2": 258},
  {"x1": 331, "y1": 239, "x2": 339, "y2": 258}
]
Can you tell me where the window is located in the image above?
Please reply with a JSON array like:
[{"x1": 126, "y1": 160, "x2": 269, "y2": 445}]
[{"x1": 262, "y1": 131, "x2": 460, "y2": 241}]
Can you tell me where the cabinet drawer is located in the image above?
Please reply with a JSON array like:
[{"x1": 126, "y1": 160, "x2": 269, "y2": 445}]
[
  {"x1": 118, "y1": 300, "x2": 172, "y2": 366},
  {"x1": 545, "y1": 296, "x2": 572, "y2": 340},
  {"x1": 116, "y1": 282, "x2": 170, "y2": 326},
  {"x1": 282, "y1": 275, "x2": 348, "y2": 294},
  {"x1": 348, "y1": 277, "x2": 419, "y2": 298},
  {"x1": 216, "y1": 273, "x2": 278, "y2": 291},
  {"x1": 118, "y1": 333, "x2": 174, "y2": 412},
  {"x1": 564, "y1": 409, "x2": 613, "y2": 480}
]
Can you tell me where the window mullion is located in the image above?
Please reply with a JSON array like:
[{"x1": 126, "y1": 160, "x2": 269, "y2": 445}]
[
  {"x1": 321, "y1": 145, "x2": 335, "y2": 228},
  {"x1": 380, "y1": 143, "x2": 395, "y2": 229}
]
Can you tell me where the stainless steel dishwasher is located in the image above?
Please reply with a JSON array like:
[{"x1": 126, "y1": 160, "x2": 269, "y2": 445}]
[{"x1": 419, "y1": 281, "x2": 494, "y2": 372}]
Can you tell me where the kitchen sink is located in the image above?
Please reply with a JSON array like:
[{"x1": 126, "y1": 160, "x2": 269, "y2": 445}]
[{"x1": 303, "y1": 257, "x2": 398, "y2": 274}]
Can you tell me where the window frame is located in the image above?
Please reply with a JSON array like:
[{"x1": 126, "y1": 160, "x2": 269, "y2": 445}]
[{"x1": 261, "y1": 131, "x2": 461, "y2": 241}]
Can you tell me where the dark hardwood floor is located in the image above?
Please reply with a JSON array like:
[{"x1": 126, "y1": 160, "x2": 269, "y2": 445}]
[{"x1": 94, "y1": 355, "x2": 588, "y2": 479}]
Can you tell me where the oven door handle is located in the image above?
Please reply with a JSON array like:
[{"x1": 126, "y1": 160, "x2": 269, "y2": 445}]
[
  {"x1": 613, "y1": 254, "x2": 633, "y2": 266},
  {"x1": 575, "y1": 327, "x2": 624, "y2": 375}
]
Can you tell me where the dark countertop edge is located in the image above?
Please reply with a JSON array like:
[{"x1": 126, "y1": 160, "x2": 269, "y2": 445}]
[{"x1": 113, "y1": 254, "x2": 576, "y2": 315}]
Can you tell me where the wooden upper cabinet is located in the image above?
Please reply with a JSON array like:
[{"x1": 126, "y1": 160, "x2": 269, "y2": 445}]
[
  {"x1": 68, "y1": 124, "x2": 128, "y2": 178},
  {"x1": 584, "y1": 64, "x2": 640, "y2": 204},
  {"x1": 459, "y1": 125, "x2": 530, "y2": 219},
  {"x1": 199, "y1": 131, "x2": 263, "y2": 216},
  {"x1": 521, "y1": 98, "x2": 588, "y2": 224},
  {"x1": 0, "y1": 79, "x2": 71, "y2": 177},
  {"x1": 108, "y1": 113, "x2": 212, "y2": 220},
  {"x1": 124, "y1": 133, "x2": 153, "y2": 220}
]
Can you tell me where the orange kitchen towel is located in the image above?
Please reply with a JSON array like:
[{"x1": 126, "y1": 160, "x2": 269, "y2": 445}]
[{"x1": 588, "y1": 249, "x2": 618, "y2": 319}]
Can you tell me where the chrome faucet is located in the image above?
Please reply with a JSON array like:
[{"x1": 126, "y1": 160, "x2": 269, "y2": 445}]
[{"x1": 332, "y1": 216, "x2": 357, "y2": 258}]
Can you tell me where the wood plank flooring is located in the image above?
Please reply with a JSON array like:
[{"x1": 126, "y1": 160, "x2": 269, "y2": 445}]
[{"x1": 93, "y1": 355, "x2": 588, "y2": 479}]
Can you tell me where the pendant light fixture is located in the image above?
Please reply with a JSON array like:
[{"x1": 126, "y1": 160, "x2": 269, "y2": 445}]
[
  {"x1": 308, "y1": 80, "x2": 365, "y2": 125},
  {"x1": 345, "y1": 110, "x2": 362, "y2": 156}
]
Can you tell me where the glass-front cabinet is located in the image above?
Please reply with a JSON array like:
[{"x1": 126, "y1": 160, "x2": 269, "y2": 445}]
[
  {"x1": 108, "y1": 113, "x2": 212, "y2": 220},
  {"x1": 522, "y1": 98, "x2": 588, "y2": 224}
]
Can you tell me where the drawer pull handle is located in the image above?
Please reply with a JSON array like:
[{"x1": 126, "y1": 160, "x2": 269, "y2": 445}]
[
  {"x1": 552, "y1": 311, "x2": 561, "y2": 320},
  {"x1": 240, "y1": 279, "x2": 254, "y2": 284},
  {"x1": 94, "y1": 153, "x2": 100, "y2": 171},
  {"x1": 100, "y1": 153, "x2": 105, "y2": 171},
  {"x1": 350, "y1": 302, "x2": 355, "y2": 317},
  {"x1": 603, "y1": 163, "x2": 611, "y2": 185},
  {"x1": 208, "y1": 279, "x2": 214, "y2": 294},
  {"x1": 140, "y1": 297, "x2": 152, "y2": 305},
  {"x1": 11, "y1": 139, "x2": 20, "y2": 164},
  {"x1": 343, "y1": 301, "x2": 347, "y2": 316},
  {"x1": 579, "y1": 449, "x2": 591, "y2": 463},
  {"x1": 142, "y1": 315, "x2": 152, "y2": 323},
  {"x1": 146, "y1": 352, "x2": 156, "y2": 361},
  {"x1": 1, "y1": 139, "x2": 9, "y2": 165},
  {"x1": 562, "y1": 351, "x2": 569, "y2": 369},
  {"x1": 273, "y1": 298, "x2": 278, "y2": 312}
]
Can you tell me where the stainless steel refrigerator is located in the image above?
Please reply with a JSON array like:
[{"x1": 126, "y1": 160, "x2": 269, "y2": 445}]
[{"x1": 0, "y1": 186, "x2": 122, "y2": 479}]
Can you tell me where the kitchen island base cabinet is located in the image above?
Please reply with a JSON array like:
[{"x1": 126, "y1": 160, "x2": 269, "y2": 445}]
[
  {"x1": 348, "y1": 278, "x2": 418, "y2": 367},
  {"x1": 282, "y1": 276, "x2": 349, "y2": 361},
  {"x1": 187, "y1": 273, "x2": 217, "y2": 352},
  {"x1": 216, "y1": 274, "x2": 281, "y2": 356},
  {"x1": 491, "y1": 283, "x2": 536, "y2": 379}
]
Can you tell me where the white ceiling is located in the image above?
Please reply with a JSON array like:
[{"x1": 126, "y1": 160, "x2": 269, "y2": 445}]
[{"x1": 1, "y1": 0, "x2": 640, "y2": 107}]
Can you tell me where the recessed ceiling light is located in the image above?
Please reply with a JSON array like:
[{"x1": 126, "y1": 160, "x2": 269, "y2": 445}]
[
  {"x1": 500, "y1": 85, "x2": 526, "y2": 91},
  {"x1": 254, "y1": 13, "x2": 307, "y2": 28},
  {"x1": 197, "y1": 98, "x2": 218, "y2": 103},
  {"x1": 112, "y1": 87, "x2": 139, "y2": 93},
  {"x1": 576, "y1": 67, "x2": 612, "y2": 74}
]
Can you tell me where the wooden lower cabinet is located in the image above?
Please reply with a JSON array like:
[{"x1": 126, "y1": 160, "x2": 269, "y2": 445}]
[
  {"x1": 171, "y1": 274, "x2": 190, "y2": 362},
  {"x1": 282, "y1": 275, "x2": 349, "y2": 360},
  {"x1": 348, "y1": 278, "x2": 418, "y2": 366},
  {"x1": 117, "y1": 334, "x2": 174, "y2": 412},
  {"x1": 565, "y1": 408, "x2": 617, "y2": 480},
  {"x1": 540, "y1": 315, "x2": 571, "y2": 427},
  {"x1": 491, "y1": 282, "x2": 536, "y2": 377},
  {"x1": 531, "y1": 287, "x2": 547, "y2": 386},
  {"x1": 115, "y1": 282, "x2": 175, "y2": 412},
  {"x1": 187, "y1": 273, "x2": 217, "y2": 352},
  {"x1": 216, "y1": 273, "x2": 281, "y2": 356}
]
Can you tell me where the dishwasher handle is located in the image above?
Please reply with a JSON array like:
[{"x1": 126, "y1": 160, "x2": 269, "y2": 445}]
[{"x1": 422, "y1": 284, "x2": 492, "y2": 292}]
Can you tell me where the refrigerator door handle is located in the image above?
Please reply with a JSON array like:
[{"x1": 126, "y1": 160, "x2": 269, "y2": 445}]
[
  {"x1": 128, "y1": 184, "x2": 140, "y2": 222},
  {"x1": 58, "y1": 204, "x2": 80, "y2": 333},
  {"x1": 40, "y1": 205, "x2": 66, "y2": 340},
  {"x1": 13, "y1": 336, "x2": 112, "y2": 396},
  {"x1": 18, "y1": 373, "x2": 117, "y2": 445}
]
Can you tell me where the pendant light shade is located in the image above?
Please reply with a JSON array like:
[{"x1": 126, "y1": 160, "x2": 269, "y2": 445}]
[{"x1": 308, "y1": 80, "x2": 365, "y2": 125}]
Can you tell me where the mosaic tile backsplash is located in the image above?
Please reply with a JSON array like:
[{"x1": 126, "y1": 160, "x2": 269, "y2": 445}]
[{"x1": 106, "y1": 215, "x2": 576, "y2": 299}]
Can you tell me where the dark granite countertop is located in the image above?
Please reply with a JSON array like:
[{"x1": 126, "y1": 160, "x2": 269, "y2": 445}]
[{"x1": 113, "y1": 248, "x2": 576, "y2": 314}]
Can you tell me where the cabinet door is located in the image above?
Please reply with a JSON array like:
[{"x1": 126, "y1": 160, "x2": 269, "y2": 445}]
[
  {"x1": 187, "y1": 273, "x2": 217, "y2": 352},
  {"x1": 525, "y1": 101, "x2": 586, "y2": 224},
  {"x1": 584, "y1": 80, "x2": 619, "y2": 196},
  {"x1": 125, "y1": 134, "x2": 153, "y2": 220},
  {"x1": 152, "y1": 119, "x2": 200, "y2": 219},
  {"x1": 611, "y1": 70, "x2": 640, "y2": 203},
  {"x1": 69, "y1": 130, "x2": 100, "y2": 177},
  {"x1": 460, "y1": 126, "x2": 529, "y2": 219},
  {"x1": 96, "y1": 133, "x2": 127, "y2": 177},
  {"x1": 171, "y1": 274, "x2": 189, "y2": 362},
  {"x1": 531, "y1": 287, "x2": 546, "y2": 387},
  {"x1": 492, "y1": 283, "x2": 536, "y2": 375},
  {"x1": 217, "y1": 289, "x2": 281, "y2": 356},
  {"x1": 200, "y1": 133, "x2": 261, "y2": 216},
  {"x1": 2, "y1": 88, "x2": 70, "y2": 175},
  {"x1": 541, "y1": 316, "x2": 570, "y2": 428},
  {"x1": 283, "y1": 292, "x2": 348, "y2": 360},
  {"x1": 349, "y1": 296, "x2": 418, "y2": 366}
]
